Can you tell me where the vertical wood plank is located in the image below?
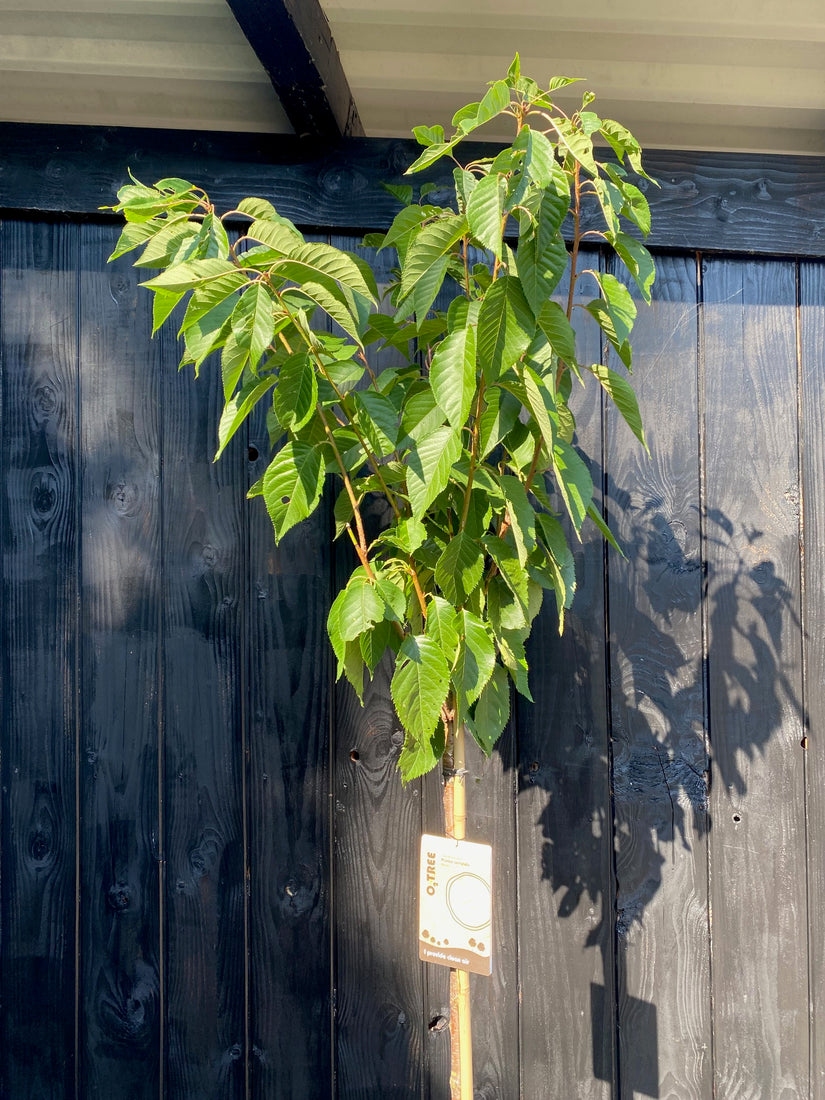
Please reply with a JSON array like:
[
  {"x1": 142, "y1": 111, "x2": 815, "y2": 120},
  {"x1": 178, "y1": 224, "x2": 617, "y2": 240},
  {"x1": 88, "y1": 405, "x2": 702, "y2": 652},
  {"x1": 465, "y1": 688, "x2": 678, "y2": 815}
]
[
  {"x1": 247, "y1": 428, "x2": 332, "y2": 1095},
  {"x1": 798, "y1": 261, "x2": 824, "y2": 1099},
  {"x1": 331, "y1": 236, "x2": 425, "y2": 1099},
  {"x1": 517, "y1": 262, "x2": 614, "y2": 1099},
  {"x1": 702, "y1": 256, "x2": 808, "y2": 1098},
  {"x1": 77, "y1": 224, "x2": 161, "y2": 1097},
  {"x1": 607, "y1": 254, "x2": 712, "y2": 1100},
  {"x1": 0, "y1": 220, "x2": 79, "y2": 1098},
  {"x1": 161, "y1": 292, "x2": 247, "y2": 1099}
]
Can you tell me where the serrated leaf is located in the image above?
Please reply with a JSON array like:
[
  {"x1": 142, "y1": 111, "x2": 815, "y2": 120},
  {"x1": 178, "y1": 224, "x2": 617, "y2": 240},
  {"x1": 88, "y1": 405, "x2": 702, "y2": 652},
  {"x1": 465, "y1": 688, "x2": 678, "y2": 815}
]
[
  {"x1": 262, "y1": 442, "x2": 324, "y2": 543},
  {"x1": 477, "y1": 276, "x2": 535, "y2": 382},
  {"x1": 590, "y1": 362, "x2": 646, "y2": 450},
  {"x1": 221, "y1": 329, "x2": 249, "y2": 399},
  {"x1": 430, "y1": 325, "x2": 477, "y2": 429},
  {"x1": 598, "y1": 271, "x2": 637, "y2": 345},
  {"x1": 400, "y1": 388, "x2": 445, "y2": 449},
  {"x1": 552, "y1": 440, "x2": 593, "y2": 535},
  {"x1": 182, "y1": 296, "x2": 235, "y2": 367},
  {"x1": 391, "y1": 635, "x2": 451, "y2": 776},
  {"x1": 382, "y1": 182, "x2": 413, "y2": 206},
  {"x1": 406, "y1": 425, "x2": 462, "y2": 520},
  {"x1": 381, "y1": 205, "x2": 429, "y2": 258},
  {"x1": 360, "y1": 619, "x2": 394, "y2": 675},
  {"x1": 180, "y1": 271, "x2": 249, "y2": 333},
  {"x1": 109, "y1": 220, "x2": 157, "y2": 261},
  {"x1": 405, "y1": 138, "x2": 462, "y2": 176},
  {"x1": 152, "y1": 288, "x2": 185, "y2": 334},
  {"x1": 608, "y1": 231, "x2": 656, "y2": 303},
  {"x1": 272, "y1": 352, "x2": 317, "y2": 433},
  {"x1": 551, "y1": 118, "x2": 597, "y2": 176},
  {"x1": 426, "y1": 596, "x2": 460, "y2": 666},
  {"x1": 467, "y1": 172, "x2": 505, "y2": 259},
  {"x1": 351, "y1": 390, "x2": 399, "y2": 458},
  {"x1": 470, "y1": 664, "x2": 510, "y2": 754},
  {"x1": 232, "y1": 282, "x2": 276, "y2": 369},
  {"x1": 536, "y1": 512, "x2": 576, "y2": 624},
  {"x1": 336, "y1": 575, "x2": 386, "y2": 642},
  {"x1": 215, "y1": 375, "x2": 276, "y2": 461},
  {"x1": 412, "y1": 123, "x2": 445, "y2": 147},
  {"x1": 478, "y1": 388, "x2": 521, "y2": 458},
  {"x1": 521, "y1": 365, "x2": 557, "y2": 453},
  {"x1": 399, "y1": 214, "x2": 467, "y2": 302},
  {"x1": 536, "y1": 300, "x2": 577, "y2": 364},
  {"x1": 499, "y1": 474, "x2": 536, "y2": 565},
  {"x1": 455, "y1": 610, "x2": 496, "y2": 706},
  {"x1": 434, "y1": 531, "x2": 484, "y2": 606},
  {"x1": 140, "y1": 257, "x2": 237, "y2": 292}
]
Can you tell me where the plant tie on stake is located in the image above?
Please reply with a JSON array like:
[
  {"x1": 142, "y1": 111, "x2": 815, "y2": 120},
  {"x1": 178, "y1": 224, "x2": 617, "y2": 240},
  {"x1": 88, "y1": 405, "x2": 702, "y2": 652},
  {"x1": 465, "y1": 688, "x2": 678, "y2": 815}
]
[{"x1": 106, "y1": 54, "x2": 655, "y2": 1100}]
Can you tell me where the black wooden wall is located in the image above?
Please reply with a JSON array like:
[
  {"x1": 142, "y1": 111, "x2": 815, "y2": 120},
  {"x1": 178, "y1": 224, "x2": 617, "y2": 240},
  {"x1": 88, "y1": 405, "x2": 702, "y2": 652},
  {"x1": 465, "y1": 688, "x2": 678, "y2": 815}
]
[{"x1": 1, "y1": 134, "x2": 824, "y2": 1100}]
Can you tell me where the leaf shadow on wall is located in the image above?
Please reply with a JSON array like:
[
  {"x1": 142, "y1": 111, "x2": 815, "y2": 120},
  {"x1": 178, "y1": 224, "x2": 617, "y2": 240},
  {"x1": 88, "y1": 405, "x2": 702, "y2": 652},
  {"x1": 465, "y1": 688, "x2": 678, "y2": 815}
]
[{"x1": 517, "y1": 474, "x2": 802, "y2": 1098}]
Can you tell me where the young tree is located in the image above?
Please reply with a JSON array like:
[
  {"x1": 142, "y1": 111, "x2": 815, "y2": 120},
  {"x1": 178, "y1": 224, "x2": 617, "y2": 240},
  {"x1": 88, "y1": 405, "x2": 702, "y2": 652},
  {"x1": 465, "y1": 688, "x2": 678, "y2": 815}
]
[{"x1": 108, "y1": 56, "x2": 655, "y2": 1098}]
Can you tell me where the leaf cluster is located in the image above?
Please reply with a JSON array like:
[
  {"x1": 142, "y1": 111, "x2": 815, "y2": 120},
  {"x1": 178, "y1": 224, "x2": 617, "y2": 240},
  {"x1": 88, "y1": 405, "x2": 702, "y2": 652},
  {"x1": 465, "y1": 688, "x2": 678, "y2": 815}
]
[{"x1": 106, "y1": 57, "x2": 655, "y2": 782}]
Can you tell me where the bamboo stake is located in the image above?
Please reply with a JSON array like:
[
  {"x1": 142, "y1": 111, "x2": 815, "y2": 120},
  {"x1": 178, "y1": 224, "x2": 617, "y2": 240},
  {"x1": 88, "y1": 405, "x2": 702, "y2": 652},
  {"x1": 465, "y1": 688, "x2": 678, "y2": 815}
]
[{"x1": 443, "y1": 717, "x2": 472, "y2": 1100}]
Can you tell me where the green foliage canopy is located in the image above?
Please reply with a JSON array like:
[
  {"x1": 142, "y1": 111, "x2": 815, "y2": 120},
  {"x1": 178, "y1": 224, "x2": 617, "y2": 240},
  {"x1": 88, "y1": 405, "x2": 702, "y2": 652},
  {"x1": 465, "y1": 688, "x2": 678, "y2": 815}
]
[{"x1": 107, "y1": 57, "x2": 655, "y2": 782}]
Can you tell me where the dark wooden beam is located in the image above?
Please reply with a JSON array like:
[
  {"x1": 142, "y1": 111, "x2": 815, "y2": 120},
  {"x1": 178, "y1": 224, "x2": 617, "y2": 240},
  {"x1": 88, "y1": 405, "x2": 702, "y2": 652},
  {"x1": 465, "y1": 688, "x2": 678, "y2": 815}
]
[
  {"x1": 2, "y1": 123, "x2": 825, "y2": 257},
  {"x1": 225, "y1": 0, "x2": 363, "y2": 139}
]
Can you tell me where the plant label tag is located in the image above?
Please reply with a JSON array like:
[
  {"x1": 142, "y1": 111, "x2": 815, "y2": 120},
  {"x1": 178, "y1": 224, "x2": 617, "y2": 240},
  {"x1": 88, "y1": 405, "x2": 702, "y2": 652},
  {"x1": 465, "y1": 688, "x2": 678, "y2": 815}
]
[{"x1": 418, "y1": 834, "x2": 492, "y2": 976}]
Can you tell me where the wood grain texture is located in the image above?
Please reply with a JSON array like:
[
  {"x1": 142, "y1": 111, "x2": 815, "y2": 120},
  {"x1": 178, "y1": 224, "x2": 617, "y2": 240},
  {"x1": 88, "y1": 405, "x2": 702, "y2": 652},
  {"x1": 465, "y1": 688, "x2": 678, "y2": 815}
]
[
  {"x1": 606, "y1": 254, "x2": 712, "y2": 1100},
  {"x1": 516, "y1": 259, "x2": 614, "y2": 1099},
  {"x1": 332, "y1": 657, "x2": 425, "y2": 1099},
  {"x1": 77, "y1": 224, "x2": 162, "y2": 1097},
  {"x1": 246, "y1": 417, "x2": 332, "y2": 1097},
  {"x1": 4, "y1": 125, "x2": 825, "y2": 255},
  {"x1": 702, "y1": 257, "x2": 808, "y2": 1099},
  {"x1": 160, "y1": 296, "x2": 247, "y2": 1099},
  {"x1": 0, "y1": 219, "x2": 79, "y2": 1098},
  {"x1": 798, "y1": 261, "x2": 825, "y2": 1099}
]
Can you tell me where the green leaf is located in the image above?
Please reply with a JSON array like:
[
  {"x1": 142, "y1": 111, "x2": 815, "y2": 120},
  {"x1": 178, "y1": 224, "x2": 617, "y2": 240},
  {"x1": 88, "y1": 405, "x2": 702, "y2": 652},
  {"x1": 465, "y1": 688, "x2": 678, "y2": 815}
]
[
  {"x1": 180, "y1": 271, "x2": 249, "y2": 333},
  {"x1": 426, "y1": 596, "x2": 460, "y2": 666},
  {"x1": 351, "y1": 390, "x2": 399, "y2": 457},
  {"x1": 552, "y1": 440, "x2": 594, "y2": 535},
  {"x1": 299, "y1": 280, "x2": 364, "y2": 346},
  {"x1": 454, "y1": 610, "x2": 496, "y2": 706},
  {"x1": 182, "y1": 296, "x2": 235, "y2": 367},
  {"x1": 467, "y1": 172, "x2": 505, "y2": 259},
  {"x1": 536, "y1": 300, "x2": 577, "y2": 364},
  {"x1": 589, "y1": 362, "x2": 647, "y2": 451},
  {"x1": 583, "y1": 299, "x2": 632, "y2": 370},
  {"x1": 598, "y1": 272, "x2": 637, "y2": 345},
  {"x1": 360, "y1": 619, "x2": 394, "y2": 675},
  {"x1": 406, "y1": 425, "x2": 462, "y2": 520},
  {"x1": 478, "y1": 388, "x2": 520, "y2": 458},
  {"x1": 399, "y1": 214, "x2": 467, "y2": 302},
  {"x1": 152, "y1": 288, "x2": 185, "y2": 334},
  {"x1": 608, "y1": 232, "x2": 656, "y2": 303},
  {"x1": 382, "y1": 182, "x2": 414, "y2": 206},
  {"x1": 381, "y1": 205, "x2": 429, "y2": 257},
  {"x1": 215, "y1": 375, "x2": 276, "y2": 461},
  {"x1": 521, "y1": 365, "x2": 557, "y2": 453},
  {"x1": 405, "y1": 138, "x2": 462, "y2": 176},
  {"x1": 412, "y1": 123, "x2": 445, "y2": 147},
  {"x1": 336, "y1": 575, "x2": 387, "y2": 642},
  {"x1": 140, "y1": 257, "x2": 238, "y2": 292},
  {"x1": 499, "y1": 474, "x2": 536, "y2": 565},
  {"x1": 221, "y1": 329, "x2": 249, "y2": 399},
  {"x1": 587, "y1": 502, "x2": 625, "y2": 556},
  {"x1": 391, "y1": 635, "x2": 451, "y2": 777},
  {"x1": 477, "y1": 276, "x2": 535, "y2": 382},
  {"x1": 400, "y1": 387, "x2": 445, "y2": 449},
  {"x1": 434, "y1": 531, "x2": 485, "y2": 606},
  {"x1": 536, "y1": 512, "x2": 576, "y2": 625},
  {"x1": 275, "y1": 242, "x2": 377, "y2": 304},
  {"x1": 430, "y1": 325, "x2": 477, "y2": 430},
  {"x1": 273, "y1": 352, "x2": 317, "y2": 433},
  {"x1": 232, "y1": 282, "x2": 276, "y2": 369},
  {"x1": 470, "y1": 664, "x2": 510, "y2": 754},
  {"x1": 236, "y1": 197, "x2": 298, "y2": 227},
  {"x1": 551, "y1": 117, "x2": 597, "y2": 176},
  {"x1": 109, "y1": 220, "x2": 157, "y2": 261},
  {"x1": 262, "y1": 442, "x2": 325, "y2": 543}
]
